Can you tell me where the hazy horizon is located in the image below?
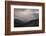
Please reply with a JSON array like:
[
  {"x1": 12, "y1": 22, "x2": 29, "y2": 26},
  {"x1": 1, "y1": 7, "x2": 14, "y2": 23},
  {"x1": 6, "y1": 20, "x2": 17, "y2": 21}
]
[{"x1": 14, "y1": 8, "x2": 39, "y2": 22}]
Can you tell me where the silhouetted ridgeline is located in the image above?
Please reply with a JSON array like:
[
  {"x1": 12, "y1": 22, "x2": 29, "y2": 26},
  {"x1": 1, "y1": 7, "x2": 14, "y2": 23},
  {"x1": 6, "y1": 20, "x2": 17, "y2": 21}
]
[{"x1": 14, "y1": 19, "x2": 39, "y2": 27}]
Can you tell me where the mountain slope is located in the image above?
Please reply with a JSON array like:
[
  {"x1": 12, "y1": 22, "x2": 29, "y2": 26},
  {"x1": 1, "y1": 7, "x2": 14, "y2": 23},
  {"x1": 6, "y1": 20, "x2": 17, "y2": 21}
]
[{"x1": 14, "y1": 19, "x2": 39, "y2": 27}]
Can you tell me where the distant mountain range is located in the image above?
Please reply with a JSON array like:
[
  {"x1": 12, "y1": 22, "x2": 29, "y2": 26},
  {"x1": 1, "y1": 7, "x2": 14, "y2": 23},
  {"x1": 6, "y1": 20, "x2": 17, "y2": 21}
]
[{"x1": 14, "y1": 19, "x2": 39, "y2": 27}]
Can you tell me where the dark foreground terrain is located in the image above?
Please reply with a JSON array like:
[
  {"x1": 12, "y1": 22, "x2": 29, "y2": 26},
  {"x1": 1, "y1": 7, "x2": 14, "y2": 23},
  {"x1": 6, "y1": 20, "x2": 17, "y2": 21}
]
[{"x1": 14, "y1": 19, "x2": 39, "y2": 27}]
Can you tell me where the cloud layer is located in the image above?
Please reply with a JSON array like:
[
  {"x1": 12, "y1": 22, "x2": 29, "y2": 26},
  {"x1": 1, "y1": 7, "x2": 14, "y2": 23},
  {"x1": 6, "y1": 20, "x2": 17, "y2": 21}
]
[{"x1": 14, "y1": 8, "x2": 39, "y2": 22}]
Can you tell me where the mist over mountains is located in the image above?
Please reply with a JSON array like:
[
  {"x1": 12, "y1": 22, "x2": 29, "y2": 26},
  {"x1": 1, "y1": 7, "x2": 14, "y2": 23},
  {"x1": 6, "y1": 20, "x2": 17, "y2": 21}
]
[{"x1": 14, "y1": 9, "x2": 39, "y2": 27}]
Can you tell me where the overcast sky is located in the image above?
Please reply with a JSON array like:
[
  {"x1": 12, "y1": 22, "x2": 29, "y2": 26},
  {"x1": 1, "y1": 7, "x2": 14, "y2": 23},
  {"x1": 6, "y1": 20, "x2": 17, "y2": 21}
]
[{"x1": 14, "y1": 8, "x2": 39, "y2": 22}]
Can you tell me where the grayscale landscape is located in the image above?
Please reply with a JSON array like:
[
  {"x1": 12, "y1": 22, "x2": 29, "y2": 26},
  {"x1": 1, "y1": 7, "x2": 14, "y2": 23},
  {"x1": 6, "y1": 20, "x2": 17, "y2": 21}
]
[{"x1": 14, "y1": 8, "x2": 39, "y2": 27}]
